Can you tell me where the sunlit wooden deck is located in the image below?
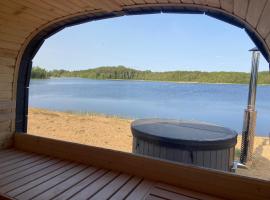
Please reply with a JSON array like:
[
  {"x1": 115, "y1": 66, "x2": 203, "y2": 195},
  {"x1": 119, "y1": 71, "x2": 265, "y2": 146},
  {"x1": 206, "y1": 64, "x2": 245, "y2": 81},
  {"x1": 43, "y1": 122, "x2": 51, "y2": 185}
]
[
  {"x1": 0, "y1": 133, "x2": 269, "y2": 200},
  {"x1": 0, "y1": 148, "x2": 219, "y2": 200}
]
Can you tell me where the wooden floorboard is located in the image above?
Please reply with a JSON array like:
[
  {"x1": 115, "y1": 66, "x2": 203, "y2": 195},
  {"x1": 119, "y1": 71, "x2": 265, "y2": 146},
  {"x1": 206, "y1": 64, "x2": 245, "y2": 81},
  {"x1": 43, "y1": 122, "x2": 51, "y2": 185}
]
[
  {"x1": 0, "y1": 153, "x2": 41, "y2": 173},
  {"x1": 125, "y1": 179, "x2": 155, "y2": 200},
  {"x1": 0, "y1": 155, "x2": 47, "y2": 179},
  {"x1": 54, "y1": 169, "x2": 107, "y2": 200},
  {"x1": 69, "y1": 171, "x2": 119, "y2": 200},
  {"x1": 148, "y1": 187, "x2": 195, "y2": 200},
  {"x1": 109, "y1": 176, "x2": 142, "y2": 200},
  {"x1": 91, "y1": 173, "x2": 131, "y2": 200},
  {"x1": 0, "y1": 153, "x2": 35, "y2": 169},
  {"x1": 0, "y1": 157, "x2": 55, "y2": 187},
  {"x1": 16, "y1": 164, "x2": 85, "y2": 200},
  {"x1": 0, "y1": 149, "x2": 222, "y2": 200},
  {"x1": 5, "y1": 161, "x2": 71, "y2": 197},
  {"x1": 0, "y1": 149, "x2": 17, "y2": 158},
  {"x1": 0, "y1": 151, "x2": 29, "y2": 164},
  {"x1": 33, "y1": 166, "x2": 97, "y2": 200}
]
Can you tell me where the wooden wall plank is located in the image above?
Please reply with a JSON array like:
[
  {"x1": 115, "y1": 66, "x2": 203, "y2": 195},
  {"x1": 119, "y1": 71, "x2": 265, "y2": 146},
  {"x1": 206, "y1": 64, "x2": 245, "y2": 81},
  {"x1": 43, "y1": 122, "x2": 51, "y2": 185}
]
[
  {"x1": 0, "y1": 131, "x2": 13, "y2": 149},
  {"x1": 0, "y1": 30, "x2": 29, "y2": 42},
  {"x1": 0, "y1": 121, "x2": 11, "y2": 132},
  {"x1": 0, "y1": 74, "x2": 14, "y2": 83},
  {"x1": 0, "y1": 17, "x2": 42, "y2": 33},
  {"x1": 234, "y1": 0, "x2": 249, "y2": 19},
  {"x1": 220, "y1": 0, "x2": 233, "y2": 13},
  {"x1": 131, "y1": 0, "x2": 145, "y2": 5},
  {"x1": 193, "y1": 0, "x2": 207, "y2": 5},
  {"x1": 0, "y1": 0, "x2": 55, "y2": 21},
  {"x1": 0, "y1": 26, "x2": 31, "y2": 39},
  {"x1": 246, "y1": 0, "x2": 267, "y2": 28},
  {"x1": 0, "y1": 6, "x2": 45, "y2": 25},
  {"x1": 0, "y1": 57, "x2": 16, "y2": 66},
  {"x1": 0, "y1": 40, "x2": 21, "y2": 51},
  {"x1": 166, "y1": 0, "x2": 181, "y2": 3},
  {"x1": 0, "y1": 101, "x2": 16, "y2": 110},
  {"x1": 0, "y1": 48, "x2": 18, "y2": 59},
  {"x1": 142, "y1": 1, "x2": 157, "y2": 4},
  {"x1": 54, "y1": 0, "x2": 86, "y2": 13},
  {"x1": 87, "y1": 0, "x2": 122, "y2": 12},
  {"x1": 68, "y1": 0, "x2": 95, "y2": 11},
  {"x1": 0, "y1": 83, "x2": 13, "y2": 93},
  {"x1": 206, "y1": 0, "x2": 220, "y2": 8},
  {"x1": 257, "y1": 1, "x2": 270, "y2": 39},
  {"x1": 117, "y1": 0, "x2": 136, "y2": 6},
  {"x1": 0, "y1": 66, "x2": 15, "y2": 75},
  {"x1": 14, "y1": 134, "x2": 270, "y2": 200},
  {"x1": 156, "y1": 0, "x2": 170, "y2": 4},
  {"x1": 0, "y1": 112, "x2": 15, "y2": 122},
  {"x1": 0, "y1": 92, "x2": 13, "y2": 100},
  {"x1": 42, "y1": 0, "x2": 75, "y2": 14},
  {"x1": 266, "y1": 35, "x2": 270, "y2": 53},
  {"x1": 22, "y1": 0, "x2": 67, "y2": 16},
  {"x1": 181, "y1": 0, "x2": 193, "y2": 4}
]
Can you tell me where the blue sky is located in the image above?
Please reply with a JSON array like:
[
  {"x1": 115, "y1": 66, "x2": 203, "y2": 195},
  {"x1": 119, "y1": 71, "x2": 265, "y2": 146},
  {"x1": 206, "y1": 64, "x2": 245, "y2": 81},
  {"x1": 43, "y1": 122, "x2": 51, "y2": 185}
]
[{"x1": 33, "y1": 13, "x2": 269, "y2": 72}]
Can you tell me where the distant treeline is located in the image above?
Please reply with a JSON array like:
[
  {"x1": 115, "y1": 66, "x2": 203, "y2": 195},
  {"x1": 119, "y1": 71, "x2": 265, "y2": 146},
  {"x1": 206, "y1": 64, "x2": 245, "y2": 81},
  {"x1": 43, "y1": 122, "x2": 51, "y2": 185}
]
[{"x1": 31, "y1": 66, "x2": 270, "y2": 84}]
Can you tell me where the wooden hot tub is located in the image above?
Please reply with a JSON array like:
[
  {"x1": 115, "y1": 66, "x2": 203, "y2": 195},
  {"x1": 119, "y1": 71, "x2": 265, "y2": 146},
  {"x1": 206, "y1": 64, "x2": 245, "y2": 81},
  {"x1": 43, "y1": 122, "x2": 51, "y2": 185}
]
[{"x1": 131, "y1": 119, "x2": 238, "y2": 171}]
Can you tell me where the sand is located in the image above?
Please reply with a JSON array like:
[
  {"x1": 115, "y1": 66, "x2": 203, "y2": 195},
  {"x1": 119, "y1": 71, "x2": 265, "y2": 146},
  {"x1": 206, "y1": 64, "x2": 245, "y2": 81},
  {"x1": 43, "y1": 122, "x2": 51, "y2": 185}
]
[{"x1": 28, "y1": 108, "x2": 270, "y2": 180}]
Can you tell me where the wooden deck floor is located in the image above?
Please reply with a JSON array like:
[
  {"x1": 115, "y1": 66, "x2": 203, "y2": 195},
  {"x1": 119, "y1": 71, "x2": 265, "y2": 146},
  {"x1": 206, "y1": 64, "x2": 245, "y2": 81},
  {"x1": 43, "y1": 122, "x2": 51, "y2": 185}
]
[{"x1": 0, "y1": 149, "x2": 220, "y2": 200}]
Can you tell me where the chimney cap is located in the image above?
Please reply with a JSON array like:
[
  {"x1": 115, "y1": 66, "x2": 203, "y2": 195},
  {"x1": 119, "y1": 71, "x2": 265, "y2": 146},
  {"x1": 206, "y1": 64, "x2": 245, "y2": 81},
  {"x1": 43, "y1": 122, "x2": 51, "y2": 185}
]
[{"x1": 249, "y1": 47, "x2": 259, "y2": 52}]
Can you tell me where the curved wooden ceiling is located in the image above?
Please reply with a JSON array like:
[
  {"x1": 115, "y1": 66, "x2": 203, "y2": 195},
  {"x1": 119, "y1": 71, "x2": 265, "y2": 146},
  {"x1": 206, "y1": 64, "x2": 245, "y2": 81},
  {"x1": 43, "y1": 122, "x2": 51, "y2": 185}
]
[{"x1": 0, "y1": 1, "x2": 269, "y2": 76}]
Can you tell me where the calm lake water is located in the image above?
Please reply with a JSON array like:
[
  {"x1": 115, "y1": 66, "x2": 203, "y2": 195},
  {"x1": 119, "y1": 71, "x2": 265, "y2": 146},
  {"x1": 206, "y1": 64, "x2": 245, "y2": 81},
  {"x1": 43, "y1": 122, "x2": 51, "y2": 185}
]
[{"x1": 29, "y1": 78, "x2": 270, "y2": 136}]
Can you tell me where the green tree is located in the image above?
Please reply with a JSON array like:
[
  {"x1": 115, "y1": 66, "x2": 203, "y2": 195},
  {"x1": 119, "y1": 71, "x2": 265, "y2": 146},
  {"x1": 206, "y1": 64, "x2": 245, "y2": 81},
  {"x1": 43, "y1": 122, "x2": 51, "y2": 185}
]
[{"x1": 31, "y1": 67, "x2": 48, "y2": 79}]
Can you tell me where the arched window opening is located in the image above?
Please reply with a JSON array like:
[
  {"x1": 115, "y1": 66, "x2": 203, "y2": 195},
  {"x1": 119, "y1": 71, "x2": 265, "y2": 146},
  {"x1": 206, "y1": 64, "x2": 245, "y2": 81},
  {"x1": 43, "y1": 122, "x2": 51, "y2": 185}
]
[{"x1": 19, "y1": 13, "x2": 270, "y2": 181}]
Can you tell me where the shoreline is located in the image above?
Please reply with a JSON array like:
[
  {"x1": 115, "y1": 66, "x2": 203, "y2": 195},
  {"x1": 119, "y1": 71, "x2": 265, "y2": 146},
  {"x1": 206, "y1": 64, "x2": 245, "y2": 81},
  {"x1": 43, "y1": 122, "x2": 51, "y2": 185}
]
[
  {"x1": 28, "y1": 107, "x2": 269, "y2": 137},
  {"x1": 28, "y1": 107, "x2": 270, "y2": 180},
  {"x1": 31, "y1": 77, "x2": 270, "y2": 86}
]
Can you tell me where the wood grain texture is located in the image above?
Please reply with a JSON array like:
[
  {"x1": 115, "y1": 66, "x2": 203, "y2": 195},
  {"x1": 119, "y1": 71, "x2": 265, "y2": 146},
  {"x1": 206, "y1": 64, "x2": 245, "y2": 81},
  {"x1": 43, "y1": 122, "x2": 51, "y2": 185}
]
[
  {"x1": 266, "y1": 35, "x2": 270, "y2": 52},
  {"x1": 0, "y1": 121, "x2": 10, "y2": 132},
  {"x1": 181, "y1": 0, "x2": 193, "y2": 4},
  {"x1": 0, "y1": 101, "x2": 15, "y2": 110},
  {"x1": 246, "y1": 0, "x2": 267, "y2": 28},
  {"x1": 0, "y1": 2, "x2": 269, "y2": 198},
  {"x1": 206, "y1": 0, "x2": 220, "y2": 8},
  {"x1": 193, "y1": 0, "x2": 207, "y2": 5},
  {"x1": 0, "y1": 148, "x2": 222, "y2": 200},
  {"x1": 257, "y1": 0, "x2": 270, "y2": 38},
  {"x1": 0, "y1": 66, "x2": 14, "y2": 75},
  {"x1": 234, "y1": 0, "x2": 249, "y2": 19},
  {"x1": 13, "y1": 134, "x2": 270, "y2": 200},
  {"x1": 0, "y1": 113, "x2": 15, "y2": 122}
]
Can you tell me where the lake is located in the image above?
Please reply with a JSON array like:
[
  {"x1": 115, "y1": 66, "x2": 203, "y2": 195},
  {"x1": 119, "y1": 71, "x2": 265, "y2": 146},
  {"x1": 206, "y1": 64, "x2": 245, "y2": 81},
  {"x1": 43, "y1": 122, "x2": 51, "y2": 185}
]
[{"x1": 29, "y1": 78, "x2": 270, "y2": 136}]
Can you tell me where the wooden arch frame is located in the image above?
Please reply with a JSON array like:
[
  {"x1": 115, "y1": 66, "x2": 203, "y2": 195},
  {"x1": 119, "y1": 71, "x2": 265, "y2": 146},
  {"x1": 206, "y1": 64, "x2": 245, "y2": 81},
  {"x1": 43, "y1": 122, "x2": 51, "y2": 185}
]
[{"x1": 15, "y1": 3, "x2": 270, "y2": 132}]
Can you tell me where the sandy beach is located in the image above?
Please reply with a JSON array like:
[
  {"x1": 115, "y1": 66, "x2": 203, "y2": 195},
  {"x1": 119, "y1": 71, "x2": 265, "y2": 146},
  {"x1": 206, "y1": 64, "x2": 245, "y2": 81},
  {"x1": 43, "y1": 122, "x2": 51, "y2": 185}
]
[{"x1": 28, "y1": 108, "x2": 270, "y2": 180}]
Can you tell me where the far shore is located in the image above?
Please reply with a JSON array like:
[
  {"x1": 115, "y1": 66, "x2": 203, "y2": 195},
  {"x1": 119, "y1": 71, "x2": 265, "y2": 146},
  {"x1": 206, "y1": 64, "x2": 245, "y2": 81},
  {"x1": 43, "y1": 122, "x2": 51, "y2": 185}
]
[
  {"x1": 31, "y1": 77, "x2": 270, "y2": 86},
  {"x1": 28, "y1": 107, "x2": 270, "y2": 180}
]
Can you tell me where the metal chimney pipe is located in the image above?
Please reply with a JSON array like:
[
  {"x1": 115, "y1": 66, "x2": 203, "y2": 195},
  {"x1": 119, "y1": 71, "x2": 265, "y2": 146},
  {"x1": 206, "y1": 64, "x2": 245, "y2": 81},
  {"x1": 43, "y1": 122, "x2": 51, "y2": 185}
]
[{"x1": 240, "y1": 47, "x2": 260, "y2": 164}]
